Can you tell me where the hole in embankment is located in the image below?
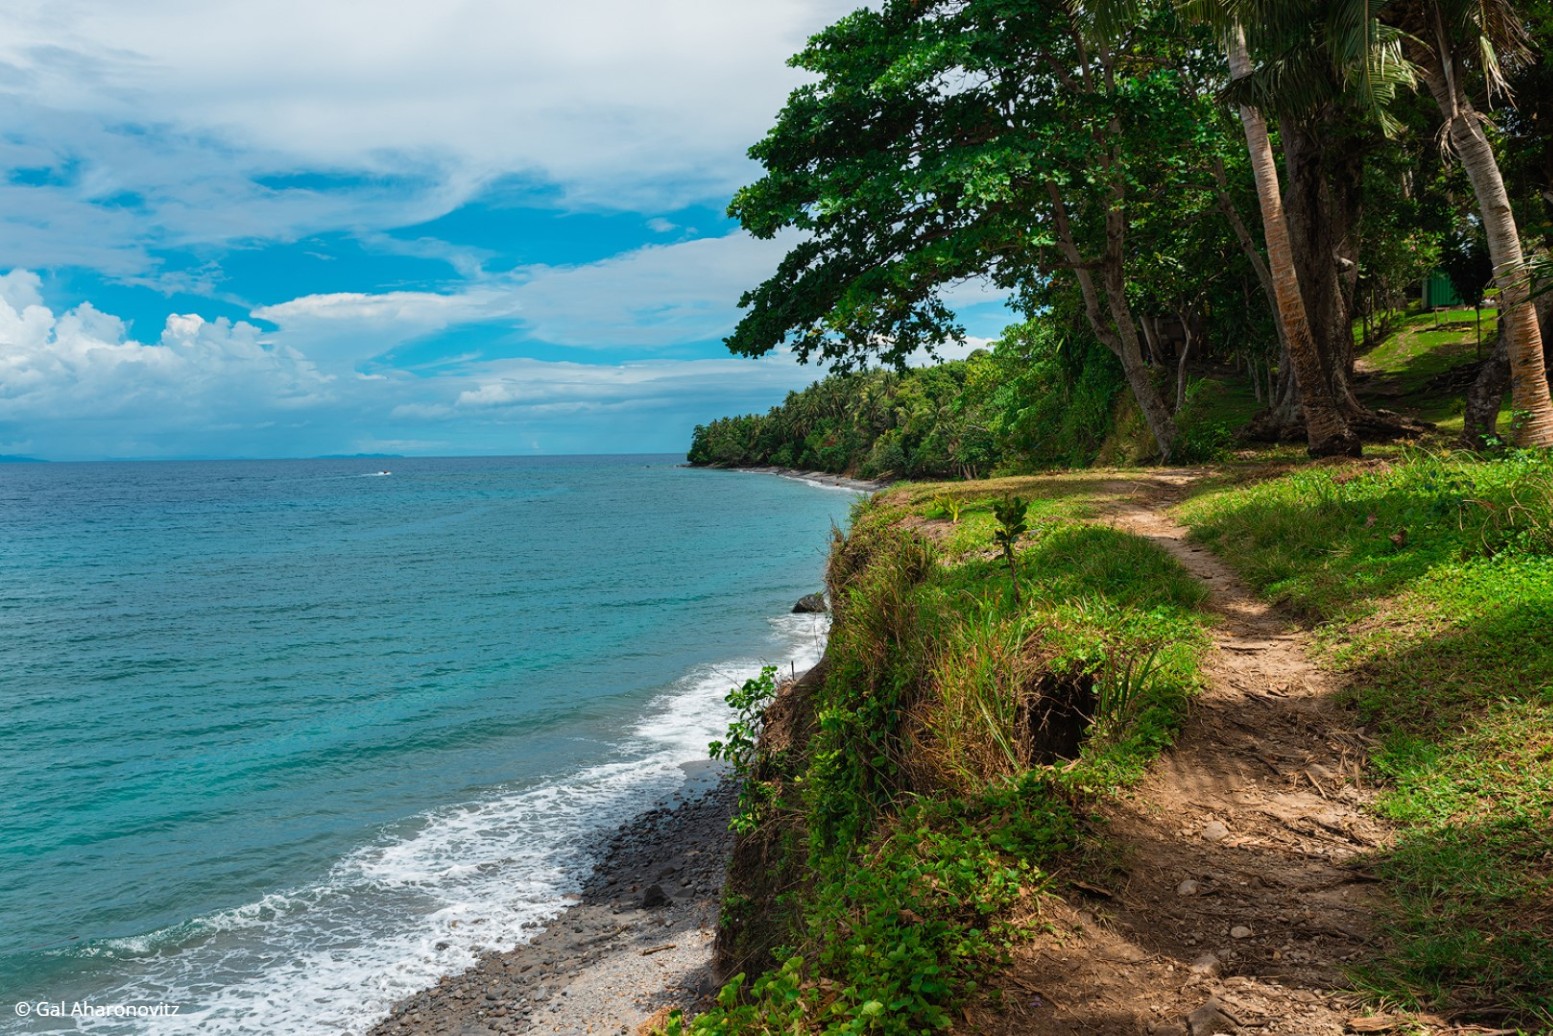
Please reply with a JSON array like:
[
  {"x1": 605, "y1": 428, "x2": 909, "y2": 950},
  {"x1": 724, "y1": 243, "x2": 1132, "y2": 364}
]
[{"x1": 1019, "y1": 671, "x2": 1096, "y2": 765}]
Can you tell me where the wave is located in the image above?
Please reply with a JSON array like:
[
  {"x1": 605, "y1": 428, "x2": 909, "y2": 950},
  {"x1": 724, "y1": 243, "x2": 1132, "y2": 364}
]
[{"x1": 31, "y1": 613, "x2": 827, "y2": 1036}]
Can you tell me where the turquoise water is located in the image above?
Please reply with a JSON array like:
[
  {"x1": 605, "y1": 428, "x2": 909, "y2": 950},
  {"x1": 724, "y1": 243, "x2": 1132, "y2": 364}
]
[{"x1": 0, "y1": 455, "x2": 852, "y2": 1034}]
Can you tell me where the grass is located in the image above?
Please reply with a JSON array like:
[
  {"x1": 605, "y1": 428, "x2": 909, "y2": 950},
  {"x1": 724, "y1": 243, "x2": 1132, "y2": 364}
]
[
  {"x1": 1178, "y1": 449, "x2": 1553, "y2": 1026},
  {"x1": 1357, "y1": 306, "x2": 1507, "y2": 434},
  {"x1": 672, "y1": 484, "x2": 1211, "y2": 1034}
]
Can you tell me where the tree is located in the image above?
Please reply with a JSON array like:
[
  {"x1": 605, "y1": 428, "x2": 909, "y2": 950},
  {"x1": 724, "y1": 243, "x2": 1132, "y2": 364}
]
[
  {"x1": 1187, "y1": 0, "x2": 1466, "y2": 452},
  {"x1": 1394, "y1": 0, "x2": 1553, "y2": 445},
  {"x1": 726, "y1": 0, "x2": 1237, "y2": 460},
  {"x1": 1224, "y1": 25, "x2": 1361, "y2": 455}
]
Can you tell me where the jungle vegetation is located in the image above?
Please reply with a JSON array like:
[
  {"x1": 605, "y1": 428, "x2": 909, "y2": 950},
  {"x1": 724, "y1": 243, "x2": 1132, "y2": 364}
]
[{"x1": 691, "y1": 0, "x2": 1553, "y2": 472}]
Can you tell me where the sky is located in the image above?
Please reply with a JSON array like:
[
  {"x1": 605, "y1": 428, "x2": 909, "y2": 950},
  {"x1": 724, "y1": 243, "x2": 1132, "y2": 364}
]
[{"x1": 0, "y1": 0, "x2": 1010, "y2": 460}]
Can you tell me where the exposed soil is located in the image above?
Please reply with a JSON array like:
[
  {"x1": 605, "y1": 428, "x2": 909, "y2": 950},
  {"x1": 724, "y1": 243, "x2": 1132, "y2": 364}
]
[{"x1": 967, "y1": 472, "x2": 1453, "y2": 1036}]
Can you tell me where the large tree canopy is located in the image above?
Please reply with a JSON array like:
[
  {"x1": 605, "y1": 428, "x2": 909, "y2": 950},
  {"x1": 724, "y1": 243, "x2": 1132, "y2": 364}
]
[{"x1": 727, "y1": 0, "x2": 1236, "y2": 457}]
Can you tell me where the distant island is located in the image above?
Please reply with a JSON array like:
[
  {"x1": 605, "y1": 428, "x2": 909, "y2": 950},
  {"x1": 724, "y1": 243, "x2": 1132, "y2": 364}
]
[
  {"x1": 0, "y1": 454, "x2": 47, "y2": 463},
  {"x1": 315, "y1": 453, "x2": 404, "y2": 460}
]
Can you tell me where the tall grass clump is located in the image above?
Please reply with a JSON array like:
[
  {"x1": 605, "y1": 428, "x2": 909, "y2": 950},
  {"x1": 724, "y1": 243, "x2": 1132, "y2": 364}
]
[{"x1": 917, "y1": 611, "x2": 1044, "y2": 790}]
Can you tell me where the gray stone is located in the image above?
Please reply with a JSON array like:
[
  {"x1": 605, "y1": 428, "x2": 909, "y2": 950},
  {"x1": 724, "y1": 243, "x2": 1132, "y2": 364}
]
[
  {"x1": 1188, "y1": 952, "x2": 1222, "y2": 977},
  {"x1": 792, "y1": 593, "x2": 827, "y2": 614},
  {"x1": 640, "y1": 883, "x2": 672, "y2": 909},
  {"x1": 1186, "y1": 997, "x2": 1241, "y2": 1035},
  {"x1": 1230, "y1": 925, "x2": 1253, "y2": 940},
  {"x1": 1202, "y1": 820, "x2": 1229, "y2": 843}
]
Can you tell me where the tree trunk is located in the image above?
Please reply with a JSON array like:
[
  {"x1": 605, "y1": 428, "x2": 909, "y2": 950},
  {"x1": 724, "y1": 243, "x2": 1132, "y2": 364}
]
[
  {"x1": 1175, "y1": 310, "x2": 1195, "y2": 413},
  {"x1": 1281, "y1": 116, "x2": 1366, "y2": 411},
  {"x1": 1422, "y1": 45, "x2": 1553, "y2": 446},
  {"x1": 1462, "y1": 315, "x2": 1511, "y2": 448},
  {"x1": 1047, "y1": 181, "x2": 1178, "y2": 458},
  {"x1": 1471, "y1": 296, "x2": 1553, "y2": 446},
  {"x1": 1227, "y1": 27, "x2": 1361, "y2": 457},
  {"x1": 1140, "y1": 314, "x2": 1165, "y2": 366}
]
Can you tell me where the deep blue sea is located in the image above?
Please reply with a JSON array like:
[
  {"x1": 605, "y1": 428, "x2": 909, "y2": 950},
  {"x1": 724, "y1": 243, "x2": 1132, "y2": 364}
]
[{"x1": 0, "y1": 455, "x2": 854, "y2": 1034}]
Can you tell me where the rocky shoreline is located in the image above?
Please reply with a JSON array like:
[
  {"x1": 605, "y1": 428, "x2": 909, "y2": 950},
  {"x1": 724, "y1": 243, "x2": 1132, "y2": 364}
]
[{"x1": 368, "y1": 771, "x2": 739, "y2": 1036}]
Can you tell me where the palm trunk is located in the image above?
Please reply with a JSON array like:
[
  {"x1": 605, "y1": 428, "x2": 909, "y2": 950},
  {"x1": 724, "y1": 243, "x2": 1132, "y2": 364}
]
[
  {"x1": 1422, "y1": 47, "x2": 1553, "y2": 447},
  {"x1": 1226, "y1": 28, "x2": 1361, "y2": 457}
]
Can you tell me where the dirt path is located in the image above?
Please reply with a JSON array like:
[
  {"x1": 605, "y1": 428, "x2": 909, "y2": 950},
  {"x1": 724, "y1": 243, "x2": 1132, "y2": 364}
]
[{"x1": 972, "y1": 473, "x2": 1412, "y2": 1036}]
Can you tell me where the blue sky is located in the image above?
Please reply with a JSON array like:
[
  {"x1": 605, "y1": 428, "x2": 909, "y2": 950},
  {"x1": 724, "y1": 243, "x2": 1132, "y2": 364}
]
[{"x1": 0, "y1": 0, "x2": 1010, "y2": 460}]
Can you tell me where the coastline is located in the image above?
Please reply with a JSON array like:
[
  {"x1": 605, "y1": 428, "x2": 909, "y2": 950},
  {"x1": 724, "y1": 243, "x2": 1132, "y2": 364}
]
[
  {"x1": 363, "y1": 469, "x2": 850, "y2": 1036},
  {"x1": 367, "y1": 766, "x2": 739, "y2": 1036},
  {"x1": 696, "y1": 464, "x2": 889, "y2": 494}
]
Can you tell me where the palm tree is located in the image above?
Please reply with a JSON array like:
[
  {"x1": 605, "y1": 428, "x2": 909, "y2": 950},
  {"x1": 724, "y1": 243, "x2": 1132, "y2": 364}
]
[
  {"x1": 1223, "y1": 25, "x2": 1362, "y2": 456},
  {"x1": 1209, "y1": 0, "x2": 1553, "y2": 447},
  {"x1": 1398, "y1": 0, "x2": 1553, "y2": 446}
]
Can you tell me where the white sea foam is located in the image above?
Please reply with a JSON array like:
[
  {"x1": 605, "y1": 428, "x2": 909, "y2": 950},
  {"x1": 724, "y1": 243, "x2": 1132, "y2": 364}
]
[
  {"x1": 47, "y1": 613, "x2": 828, "y2": 1036},
  {"x1": 792, "y1": 476, "x2": 871, "y2": 494}
]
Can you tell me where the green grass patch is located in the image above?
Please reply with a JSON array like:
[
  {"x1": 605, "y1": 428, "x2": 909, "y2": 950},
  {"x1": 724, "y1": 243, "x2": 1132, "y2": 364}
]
[
  {"x1": 1178, "y1": 450, "x2": 1553, "y2": 1024},
  {"x1": 1357, "y1": 307, "x2": 1507, "y2": 433}
]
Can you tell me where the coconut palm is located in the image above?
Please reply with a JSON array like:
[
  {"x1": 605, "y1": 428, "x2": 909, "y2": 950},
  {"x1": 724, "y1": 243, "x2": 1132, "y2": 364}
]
[
  {"x1": 1223, "y1": 24, "x2": 1363, "y2": 457},
  {"x1": 1199, "y1": 0, "x2": 1553, "y2": 447},
  {"x1": 1395, "y1": 0, "x2": 1553, "y2": 446}
]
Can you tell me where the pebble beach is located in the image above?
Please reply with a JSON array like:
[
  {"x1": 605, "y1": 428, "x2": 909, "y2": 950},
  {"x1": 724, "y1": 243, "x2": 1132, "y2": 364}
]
[{"x1": 369, "y1": 772, "x2": 739, "y2": 1036}]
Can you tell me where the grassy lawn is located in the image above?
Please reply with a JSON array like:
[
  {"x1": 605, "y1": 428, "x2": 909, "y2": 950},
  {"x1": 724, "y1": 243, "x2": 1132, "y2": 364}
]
[
  {"x1": 1357, "y1": 307, "x2": 1506, "y2": 434},
  {"x1": 1178, "y1": 450, "x2": 1553, "y2": 1026}
]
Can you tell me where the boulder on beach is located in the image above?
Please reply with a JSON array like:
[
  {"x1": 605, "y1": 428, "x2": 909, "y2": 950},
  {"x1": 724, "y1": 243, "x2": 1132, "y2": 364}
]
[
  {"x1": 640, "y1": 884, "x2": 672, "y2": 909},
  {"x1": 792, "y1": 593, "x2": 827, "y2": 614}
]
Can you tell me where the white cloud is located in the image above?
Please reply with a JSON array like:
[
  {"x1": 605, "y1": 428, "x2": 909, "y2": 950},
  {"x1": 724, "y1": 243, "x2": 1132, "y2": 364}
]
[
  {"x1": 238, "y1": 230, "x2": 796, "y2": 367},
  {"x1": 251, "y1": 287, "x2": 523, "y2": 365},
  {"x1": 0, "y1": 0, "x2": 860, "y2": 268},
  {"x1": 448, "y1": 354, "x2": 806, "y2": 411},
  {"x1": 0, "y1": 265, "x2": 829, "y2": 458},
  {"x1": 508, "y1": 232, "x2": 795, "y2": 347},
  {"x1": 0, "y1": 270, "x2": 332, "y2": 454}
]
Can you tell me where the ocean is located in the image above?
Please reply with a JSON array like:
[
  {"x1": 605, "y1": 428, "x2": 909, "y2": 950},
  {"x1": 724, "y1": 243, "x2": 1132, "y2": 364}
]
[{"x1": 0, "y1": 455, "x2": 854, "y2": 1034}]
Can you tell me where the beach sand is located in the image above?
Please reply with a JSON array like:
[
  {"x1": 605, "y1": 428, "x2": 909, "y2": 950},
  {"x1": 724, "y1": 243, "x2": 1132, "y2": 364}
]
[{"x1": 369, "y1": 770, "x2": 737, "y2": 1036}]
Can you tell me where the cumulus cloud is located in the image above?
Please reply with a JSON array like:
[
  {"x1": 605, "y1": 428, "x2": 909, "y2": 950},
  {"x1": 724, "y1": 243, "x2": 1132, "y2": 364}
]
[
  {"x1": 0, "y1": 265, "x2": 830, "y2": 458},
  {"x1": 0, "y1": 269, "x2": 332, "y2": 454}
]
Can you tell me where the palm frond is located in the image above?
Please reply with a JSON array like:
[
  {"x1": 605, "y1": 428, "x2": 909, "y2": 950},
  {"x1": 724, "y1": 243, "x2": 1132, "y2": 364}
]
[
  {"x1": 1434, "y1": 0, "x2": 1531, "y2": 97},
  {"x1": 1220, "y1": 40, "x2": 1338, "y2": 115}
]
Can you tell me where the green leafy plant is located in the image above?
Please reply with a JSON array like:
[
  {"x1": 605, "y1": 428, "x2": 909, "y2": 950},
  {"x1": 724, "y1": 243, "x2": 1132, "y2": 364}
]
[
  {"x1": 929, "y1": 493, "x2": 964, "y2": 524},
  {"x1": 709, "y1": 665, "x2": 781, "y2": 834},
  {"x1": 992, "y1": 495, "x2": 1030, "y2": 607}
]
